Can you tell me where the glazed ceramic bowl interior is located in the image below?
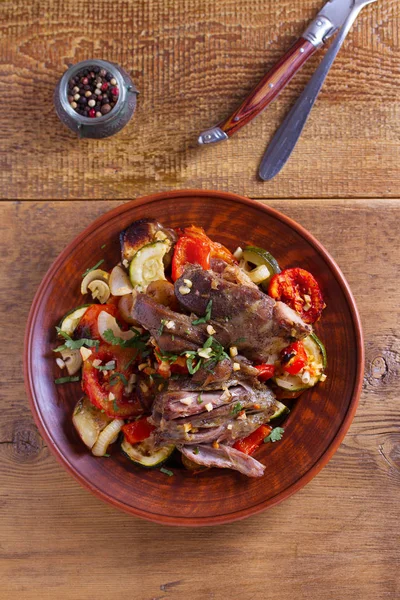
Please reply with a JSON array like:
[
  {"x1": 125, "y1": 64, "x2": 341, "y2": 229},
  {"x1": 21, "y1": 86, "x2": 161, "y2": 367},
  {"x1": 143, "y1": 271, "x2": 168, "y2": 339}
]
[{"x1": 24, "y1": 190, "x2": 363, "y2": 526}]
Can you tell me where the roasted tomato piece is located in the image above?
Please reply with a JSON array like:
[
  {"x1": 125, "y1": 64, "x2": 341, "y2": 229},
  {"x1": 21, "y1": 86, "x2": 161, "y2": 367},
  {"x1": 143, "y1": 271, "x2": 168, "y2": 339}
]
[
  {"x1": 122, "y1": 417, "x2": 155, "y2": 444},
  {"x1": 82, "y1": 344, "x2": 142, "y2": 418},
  {"x1": 75, "y1": 304, "x2": 119, "y2": 341},
  {"x1": 268, "y1": 267, "x2": 325, "y2": 324},
  {"x1": 254, "y1": 364, "x2": 276, "y2": 381},
  {"x1": 184, "y1": 225, "x2": 236, "y2": 265},
  {"x1": 280, "y1": 341, "x2": 307, "y2": 375},
  {"x1": 171, "y1": 235, "x2": 211, "y2": 281},
  {"x1": 233, "y1": 425, "x2": 273, "y2": 456}
]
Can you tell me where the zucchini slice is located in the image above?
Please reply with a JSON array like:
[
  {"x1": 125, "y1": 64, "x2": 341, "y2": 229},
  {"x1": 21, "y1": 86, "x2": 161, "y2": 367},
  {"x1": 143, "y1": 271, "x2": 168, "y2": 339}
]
[
  {"x1": 129, "y1": 241, "x2": 170, "y2": 291},
  {"x1": 270, "y1": 401, "x2": 290, "y2": 422},
  {"x1": 121, "y1": 436, "x2": 175, "y2": 468},
  {"x1": 242, "y1": 246, "x2": 281, "y2": 288},
  {"x1": 59, "y1": 305, "x2": 90, "y2": 336},
  {"x1": 273, "y1": 333, "x2": 326, "y2": 392}
]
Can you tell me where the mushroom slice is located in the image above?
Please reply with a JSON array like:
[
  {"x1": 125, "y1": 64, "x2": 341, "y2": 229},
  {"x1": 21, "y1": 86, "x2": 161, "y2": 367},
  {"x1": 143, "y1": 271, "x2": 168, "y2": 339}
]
[
  {"x1": 109, "y1": 265, "x2": 134, "y2": 296},
  {"x1": 60, "y1": 348, "x2": 83, "y2": 375},
  {"x1": 88, "y1": 280, "x2": 111, "y2": 304},
  {"x1": 81, "y1": 269, "x2": 109, "y2": 295}
]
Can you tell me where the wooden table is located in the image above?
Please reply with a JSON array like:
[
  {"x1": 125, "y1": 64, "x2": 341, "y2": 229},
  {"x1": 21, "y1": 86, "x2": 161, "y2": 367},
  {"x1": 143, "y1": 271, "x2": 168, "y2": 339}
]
[{"x1": 1, "y1": 1, "x2": 399, "y2": 599}]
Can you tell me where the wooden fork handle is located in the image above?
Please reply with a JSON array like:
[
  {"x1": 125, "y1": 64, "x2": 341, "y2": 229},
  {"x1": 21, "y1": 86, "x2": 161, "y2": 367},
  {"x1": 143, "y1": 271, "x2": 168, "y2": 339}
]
[{"x1": 198, "y1": 38, "x2": 319, "y2": 143}]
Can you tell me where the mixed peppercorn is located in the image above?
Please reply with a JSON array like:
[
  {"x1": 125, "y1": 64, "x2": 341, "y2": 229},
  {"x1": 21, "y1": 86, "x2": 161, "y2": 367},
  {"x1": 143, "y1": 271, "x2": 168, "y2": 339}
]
[{"x1": 67, "y1": 66, "x2": 119, "y2": 118}]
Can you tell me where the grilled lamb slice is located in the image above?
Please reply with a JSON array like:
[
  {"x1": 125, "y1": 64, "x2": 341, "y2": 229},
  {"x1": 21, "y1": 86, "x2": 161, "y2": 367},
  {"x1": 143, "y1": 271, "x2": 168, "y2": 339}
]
[
  {"x1": 153, "y1": 385, "x2": 246, "y2": 421},
  {"x1": 180, "y1": 444, "x2": 265, "y2": 478},
  {"x1": 175, "y1": 265, "x2": 311, "y2": 361},
  {"x1": 152, "y1": 384, "x2": 276, "y2": 445},
  {"x1": 131, "y1": 293, "x2": 208, "y2": 353}
]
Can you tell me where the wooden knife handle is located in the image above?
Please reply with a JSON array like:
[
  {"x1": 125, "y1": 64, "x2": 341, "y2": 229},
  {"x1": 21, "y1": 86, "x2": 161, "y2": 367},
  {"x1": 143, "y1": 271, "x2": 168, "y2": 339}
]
[{"x1": 218, "y1": 38, "x2": 318, "y2": 138}]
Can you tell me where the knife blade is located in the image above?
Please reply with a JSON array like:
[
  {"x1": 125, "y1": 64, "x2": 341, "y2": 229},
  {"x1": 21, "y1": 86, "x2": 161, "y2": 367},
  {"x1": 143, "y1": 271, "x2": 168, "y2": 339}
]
[
  {"x1": 259, "y1": 0, "x2": 377, "y2": 181},
  {"x1": 198, "y1": 0, "x2": 354, "y2": 145}
]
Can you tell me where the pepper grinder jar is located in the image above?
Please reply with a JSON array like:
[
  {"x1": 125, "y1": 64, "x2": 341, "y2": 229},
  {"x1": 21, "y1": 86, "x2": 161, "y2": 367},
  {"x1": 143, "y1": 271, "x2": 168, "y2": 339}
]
[{"x1": 54, "y1": 59, "x2": 138, "y2": 139}]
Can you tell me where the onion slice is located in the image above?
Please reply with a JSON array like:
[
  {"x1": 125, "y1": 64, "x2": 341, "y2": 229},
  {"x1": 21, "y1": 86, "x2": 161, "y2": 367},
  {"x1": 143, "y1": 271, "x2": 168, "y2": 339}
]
[
  {"x1": 97, "y1": 310, "x2": 140, "y2": 343},
  {"x1": 92, "y1": 419, "x2": 124, "y2": 456},
  {"x1": 109, "y1": 265, "x2": 133, "y2": 296}
]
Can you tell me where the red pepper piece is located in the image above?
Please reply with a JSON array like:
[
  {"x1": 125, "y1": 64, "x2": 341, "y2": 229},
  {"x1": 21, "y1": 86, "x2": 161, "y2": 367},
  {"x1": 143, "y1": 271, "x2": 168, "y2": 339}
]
[
  {"x1": 122, "y1": 417, "x2": 155, "y2": 444},
  {"x1": 233, "y1": 424, "x2": 273, "y2": 455},
  {"x1": 280, "y1": 341, "x2": 308, "y2": 375},
  {"x1": 254, "y1": 364, "x2": 276, "y2": 381}
]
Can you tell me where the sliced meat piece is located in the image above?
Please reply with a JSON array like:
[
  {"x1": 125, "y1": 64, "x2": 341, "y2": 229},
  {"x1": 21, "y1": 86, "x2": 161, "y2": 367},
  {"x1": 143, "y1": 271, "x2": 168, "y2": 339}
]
[
  {"x1": 153, "y1": 385, "x2": 247, "y2": 421},
  {"x1": 152, "y1": 384, "x2": 276, "y2": 445},
  {"x1": 191, "y1": 358, "x2": 233, "y2": 388},
  {"x1": 175, "y1": 265, "x2": 311, "y2": 362},
  {"x1": 180, "y1": 444, "x2": 265, "y2": 478},
  {"x1": 131, "y1": 293, "x2": 208, "y2": 353}
]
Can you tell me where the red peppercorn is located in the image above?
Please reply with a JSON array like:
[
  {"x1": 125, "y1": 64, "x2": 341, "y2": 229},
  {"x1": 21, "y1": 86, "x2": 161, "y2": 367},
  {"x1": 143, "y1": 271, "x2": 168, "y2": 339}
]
[
  {"x1": 88, "y1": 108, "x2": 96, "y2": 118},
  {"x1": 110, "y1": 87, "x2": 119, "y2": 96},
  {"x1": 101, "y1": 82, "x2": 109, "y2": 91},
  {"x1": 82, "y1": 77, "x2": 89, "y2": 85}
]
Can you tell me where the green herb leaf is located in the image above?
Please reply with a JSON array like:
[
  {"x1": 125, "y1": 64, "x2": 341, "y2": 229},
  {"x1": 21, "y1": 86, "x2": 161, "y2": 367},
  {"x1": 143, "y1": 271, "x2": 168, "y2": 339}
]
[
  {"x1": 93, "y1": 361, "x2": 116, "y2": 371},
  {"x1": 158, "y1": 319, "x2": 166, "y2": 336},
  {"x1": 192, "y1": 299, "x2": 213, "y2": 325},
  {"x1": 264, "y1": 427, "x2": 285, "y2": 443},
  {"x1": 193, "y1": 447, "x2": 200, "y2": 455},
  {"x1": 203, "y1": 335, "x2": 214, "y2": 349},
  {"x1": 160, "y1": 467, "x2": 174, "y2": 477},
  {"x1": 197, "y1": 393, "x2": 203, "y2": 404},
  {"x1": 102, "y1": 328, "x2": 150, "y2": 352},
  {"x1": 54, "y1": 376, "x2": 80, "y2": 385},
  {"x1": 53, "y1": 327, "x2": 99, "y2": 353},
  {"x1": 100, "y1": 244, "x2": 107, "y2": 250},
  {"x1": 103, "y1": 453, "x2": 110, "y2": 457},
  {"x1": 231, "y1": 402, "x2": 243, "y2": 416},
  {"x1": 109, "y1": 372, "x2": 128, "y2": 386},
  {"x1": 82, "y1": 259, "x2": 105, "y2": 278},
  {"x1": 186, "y1": 356, "x2": 202, "y2": 375},
  {"x1": 113, "y1": 400, "x2": 120, "y2": 412}
]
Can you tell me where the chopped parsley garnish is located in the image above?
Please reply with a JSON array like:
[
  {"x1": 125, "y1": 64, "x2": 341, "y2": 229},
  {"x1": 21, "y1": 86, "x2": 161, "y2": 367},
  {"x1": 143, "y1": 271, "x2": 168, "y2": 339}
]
[
  {"x1": 82, "y1": 259, "x2": 105, "y2": 278},
  {"x1": 54, "y1": 375, "x2": 80, "y2": 384},
  {"x1": 102, "y1": 328, "x2": 150, "y2": 352},
  {"x1": 158, "y1": 319, "x2": 166, "y2": 336},
  {"x1": 155, "y1": 349, "x2": 180, "y2": 364},
  {"x1": 192, "y1": 299, "x2": 213, "y2": 325},
  {"x1": 231, "y1": 402, "x2": 243, "y2": 416},
  {"x1": 113, "y1": 400, "x2": 120, "y2": 412},
  {"x1": 53, "y1": 327, "x2": 99, "y2": 353},
  {"x1": 103, "y1": 453, "x2": 110, "y2": 457},
  {"x1": 197, "y1": 393, "x2": 203, "y2": 404},
  {"x1": 93, "y1": 361, "x2": 116, "y2": 371},
  {"x1": 160, "y1": 467, "x2": 174, "y2": 477},
  {"x1": 264, "y1": 427, "x2": 285, "y2": 443},
  {"x1": 109, "y1": 372, "x2": 128, "y2": 386},
  {"x1": 186, "y1": 356, "x2": 202, "y2": 375},
  {"x1": 100, "y1": 244, "x2": 107, "y2": 250},
  {"x1": 193, "y1": 447, "x2": 200, "y2": 455}
]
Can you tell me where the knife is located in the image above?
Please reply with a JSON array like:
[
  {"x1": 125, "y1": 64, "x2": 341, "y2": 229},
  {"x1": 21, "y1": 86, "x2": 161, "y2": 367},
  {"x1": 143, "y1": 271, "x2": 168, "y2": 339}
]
[
  {"x1": 198, "y1": 0, "x2": 360, "y2": 146},
  {"x1": 259, "y1": 0, "x2": 377, "y2": 180}
]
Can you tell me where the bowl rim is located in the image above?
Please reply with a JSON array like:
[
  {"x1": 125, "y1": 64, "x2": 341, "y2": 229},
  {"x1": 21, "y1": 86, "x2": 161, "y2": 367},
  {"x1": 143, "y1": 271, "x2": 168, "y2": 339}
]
[{"x1": 24, "y1": 189, "x2": 364, "y2": 526}]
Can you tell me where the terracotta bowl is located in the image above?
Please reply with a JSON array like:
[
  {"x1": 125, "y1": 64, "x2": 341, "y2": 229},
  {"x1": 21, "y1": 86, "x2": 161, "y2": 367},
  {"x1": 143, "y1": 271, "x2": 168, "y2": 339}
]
[{"x1": 24, "y1": 190, "x2": 363, "y2": 526}]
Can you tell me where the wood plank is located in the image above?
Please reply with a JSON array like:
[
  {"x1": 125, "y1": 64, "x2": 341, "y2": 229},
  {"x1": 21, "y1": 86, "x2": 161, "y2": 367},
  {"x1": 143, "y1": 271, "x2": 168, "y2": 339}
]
[
  {"x1": 0, "y1": 0, "x2": 398, "y2": 199},
  {"x1": 1, "y1": 200, "x2": 399, "y2": 599}
]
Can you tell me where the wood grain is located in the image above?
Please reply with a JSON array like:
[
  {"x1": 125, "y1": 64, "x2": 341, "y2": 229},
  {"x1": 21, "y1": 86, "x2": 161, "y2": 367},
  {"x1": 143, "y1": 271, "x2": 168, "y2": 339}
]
[
  {"x1": 0, "y1": 0, "x2": 398, "y2": 199},
  {"x1": 1, "y1": 200, "x2": 399, "y2": 598},
  {"x1": 217, "y1": 38, "x2": 318, "y2": 137}
]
